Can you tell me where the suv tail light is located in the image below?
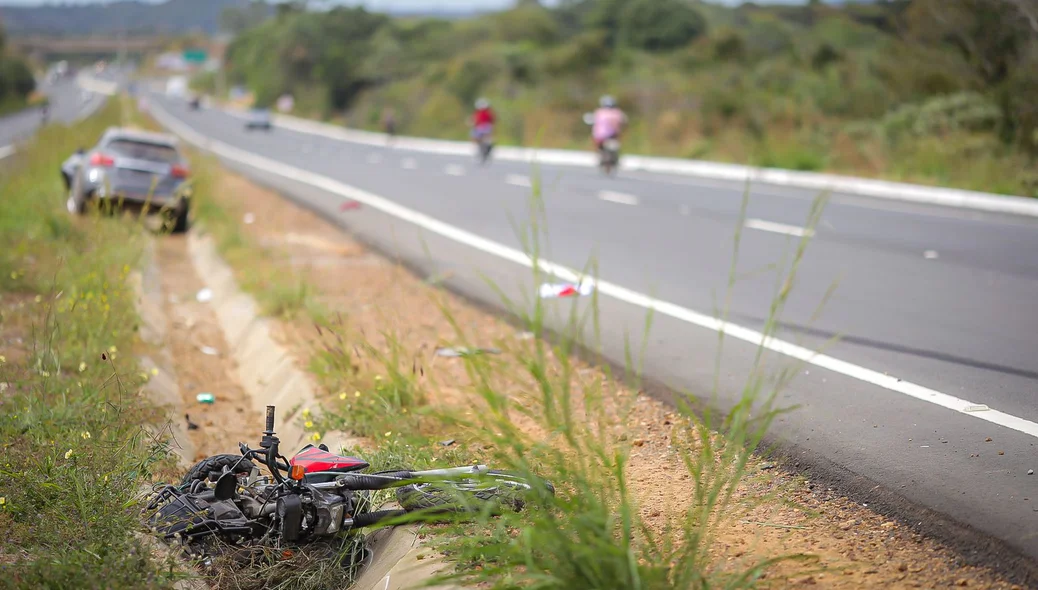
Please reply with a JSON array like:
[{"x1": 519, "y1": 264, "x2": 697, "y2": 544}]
[
  {"x1": 171, "y1": 165, "x2": 190, "y2": 178},
  {"x1": 89, "y1": 152, "x2": 115, "y2": 167}
]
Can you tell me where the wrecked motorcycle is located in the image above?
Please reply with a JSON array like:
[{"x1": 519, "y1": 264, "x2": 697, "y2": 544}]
[{"x1": 146, "y1": 405, "x2": 553, "y2": 562}]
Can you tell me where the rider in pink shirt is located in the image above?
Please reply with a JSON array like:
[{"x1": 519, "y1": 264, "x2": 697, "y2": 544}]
[{"x1": 592, "y1": 95, "x2": 627, "y2": 149}]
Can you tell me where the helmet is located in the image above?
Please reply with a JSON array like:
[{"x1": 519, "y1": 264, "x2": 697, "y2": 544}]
[
  {"x1": 600, "y1": 95, "x2": 616, "y2": 108},
  {"x1": 475, "y1": 98, "x2": 490, "y2": 110}
]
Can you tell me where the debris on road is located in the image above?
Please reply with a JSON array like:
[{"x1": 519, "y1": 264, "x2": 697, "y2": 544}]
[
  {"x1": 760, "y1": 462, "x2": 776, "y2": 470},
  {"x1": 964, "y1": 404, "x2": 990, "y2": 412},
  {"x1": 435, "y1": 346, "x2": 501, "y2": 358},
  {"x1": 924, "y1": 250, "x2": 939, "y2": 259},
  {"x1": 196, "y1": 288, "x2": 213, "y2": 303},
  {"x1": 339, "y1": 200, "x2": 361, "y2": 212},
  {"x1": 243, "y1": 212, "x2": 256, "y2": 225},
  {"x1": 1029, "y1": 469, "x2": 1034, "y2": 475},
  {"x1": 198, "y1": 345, "x2": 219, "y2": 356},
  {"x1": 185, "y1": 414, "x2": 199, "y2": 430},
  {"x1": 539, "y1": 281, "x2": 594, "y2": 299},
  {"x1": 196, "y1": 392, "x2": 216, "y2": 404},
  {"x1": 439, "y1": 439, "x2": 456, "y2": 447}
]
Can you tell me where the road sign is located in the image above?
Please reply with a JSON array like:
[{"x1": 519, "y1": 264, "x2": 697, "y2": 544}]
[{"x1": 183, "y1": 49, "x2": 207, "y2": 64}]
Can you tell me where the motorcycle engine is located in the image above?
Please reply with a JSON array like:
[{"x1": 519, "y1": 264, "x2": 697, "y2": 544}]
[{"x1": 276, "y1": 486, "x2": 355, "y2": 541}]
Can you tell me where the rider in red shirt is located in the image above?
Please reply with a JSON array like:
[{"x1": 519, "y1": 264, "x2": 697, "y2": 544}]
[{"x1": 471, "y1": 98, "x2": 495, "y2": 144}]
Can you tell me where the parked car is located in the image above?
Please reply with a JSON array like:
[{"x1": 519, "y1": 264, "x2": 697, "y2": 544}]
[
  {"x1": 60, "y1": 127, "x2": 192, "y2": 233},
  {"x1": 245, "y1": 108, "x2": 273, "y2": 131}
]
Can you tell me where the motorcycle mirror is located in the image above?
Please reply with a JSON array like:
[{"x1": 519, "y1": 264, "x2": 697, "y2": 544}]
[{"x1": 214, "y1": 470, "x2": 237, "y2": 501}]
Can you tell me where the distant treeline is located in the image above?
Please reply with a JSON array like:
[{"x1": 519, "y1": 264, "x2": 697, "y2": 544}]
[
  {"x1": 0, "y1": 22, "x2": 35, "y2": 114},
  {"x1": 206, "y1": 0, "x2": 1038, "y2": 195}
]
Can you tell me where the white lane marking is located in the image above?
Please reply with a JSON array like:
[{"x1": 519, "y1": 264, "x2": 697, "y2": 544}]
[
  {"x1": 149, "y1": 101, "x2": 1038, "y2": 441},
  {"x1": 745, "y1": 218, "x2": 815, "y2": 238},
  {"x1": 401, "y1": 158, "x2": 417, "y2": 170},
  {"x1": 366, "y1": 153, "x2": 382, "y2": 164},
  {"x1": 445, "y1": 164, "x2": 465, "y2": 177},
  {"x1": 0, "y1": 145, "x2": 14, "y2": 160},
  {"x1": 599, "y1": 190, "x2": 639, "y2": 206},
  {"x1": 924, "y1": 250, "x2": 939, "y2": 260},
  {"x1": 506, "y1": 174, "x2": 532, "y2": 188}
]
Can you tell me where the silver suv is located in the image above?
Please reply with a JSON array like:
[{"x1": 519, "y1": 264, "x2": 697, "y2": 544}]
[{"x1": 61, "y1": 127, "x2": 192, "y2": 232}]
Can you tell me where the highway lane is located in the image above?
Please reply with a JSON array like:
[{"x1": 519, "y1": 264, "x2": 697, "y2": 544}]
[
  {"x1": 0, "y1": 77, "x2": 106, "y2": 155},
  {"x1": 150, "y1": 93, "x2": 1038, "y2": 566}
]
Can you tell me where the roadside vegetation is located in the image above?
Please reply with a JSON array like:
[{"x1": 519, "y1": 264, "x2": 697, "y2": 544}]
[
  {"x1": 0, "y1": 22, "x2": 36, "y2": 115},
  {"x1": 206, "y1": 0, "x2": 1038, "y2": 196},
  {"x1": 0, "y1": 102, "x2": 180, "y2": 588}
]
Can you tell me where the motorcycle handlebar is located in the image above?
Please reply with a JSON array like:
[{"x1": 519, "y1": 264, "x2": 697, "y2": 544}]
[{"x1": 264, "y1": 405, "x2": 275, "y2": 433}]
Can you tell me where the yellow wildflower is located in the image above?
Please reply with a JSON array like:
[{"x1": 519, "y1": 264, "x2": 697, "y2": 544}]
[
  {"x1": 384, "y1": 431, "x2": 392, "y2": 437},
  {"x1": 304, "y1": 421, "x2": 313, "y2": 429},
  {"x1": 354, "y1": 391, "x2": 361, "y2": 398},
  {"x1": 79, "y1": 362, "x2": 87, "y2": 372},
  {"x1": 81, "y1": 431, "x2": 91, "y2": 440},
  {"x1": 338, "y1": 392, "x2": 347, "y2": 400},
  {"x1": 64, "y1": 449, "x2": 74, "y2": 460},
  {"x1": 34, "y1": 295, "x2": 42, "y2": 303},
  {"x1": 302, "y1": 408, "x2": 311, "y2": 417},
  {"x1": 311, "y1": 433, "x2": 321, "y2": 442},
  {"x1": 108, "y1": 345, "x2": 117, "y2": 354},
  {"x1": 151, "y1": 368, "x2": 159, "y2": 376},
  {"x1": 0, "y1": 355, "x2": 5, "y2": 364}
]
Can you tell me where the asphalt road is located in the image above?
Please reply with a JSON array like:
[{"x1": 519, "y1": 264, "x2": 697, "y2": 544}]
[
  {"x1": 0, "y1": 76, "x2": 107, "y2": 155},
  {"x1": 148, "y1": 92, "x2": 1038, "y2": 568}
]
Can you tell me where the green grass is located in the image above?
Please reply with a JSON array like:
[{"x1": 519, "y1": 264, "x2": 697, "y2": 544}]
[{"x1": 0, "y1": 102, "x2": 183, "y2": 588}]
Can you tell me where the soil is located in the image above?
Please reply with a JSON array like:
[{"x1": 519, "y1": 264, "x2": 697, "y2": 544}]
[
  {"x1": 154, "y1": 237, "x2": 258, "y2": 461},
  {"x1": 164, "y1": 168, "x2": 1023, "y2": 590}
]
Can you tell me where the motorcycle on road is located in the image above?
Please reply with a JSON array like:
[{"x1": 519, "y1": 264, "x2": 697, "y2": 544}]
[{"x1": 583, "y1": 113, "x2": 621, "y2": 176}]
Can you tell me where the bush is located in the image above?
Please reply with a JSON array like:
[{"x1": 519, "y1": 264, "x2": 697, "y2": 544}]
[
  {"x1": 620, "y1": 0, "x2": 708, "y2": 52},
  {"x1": 544, "y1": 30, "x2": 612, "y2": 75},
  {"x1": 879, "y1": 92, "x2": 1001, "y2": 142}
]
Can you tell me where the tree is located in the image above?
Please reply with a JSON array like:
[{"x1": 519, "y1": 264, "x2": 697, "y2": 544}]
[
  {"x1": 620, "y1": 0, "x2": 708, "y2": 52},
  {"x1": 220, "y1": 1, "x2": 269, "y2": 35}
]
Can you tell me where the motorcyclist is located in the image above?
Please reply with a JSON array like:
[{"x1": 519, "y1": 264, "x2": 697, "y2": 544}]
[
  {"x1": 591, "y1": 95, "x2": 627, "y2": 150},
  {"x1": 470, "y1": 98, "x2": 495, "y2": 145}
]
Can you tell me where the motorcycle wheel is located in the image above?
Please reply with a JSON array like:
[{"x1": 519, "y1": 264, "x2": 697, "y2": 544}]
[
  {"x1": 395, "y1": 470, "x2": 554, "y2": 513},
  {"x1": 180, "y1": 454, "x2": 257, "y2": 486}
]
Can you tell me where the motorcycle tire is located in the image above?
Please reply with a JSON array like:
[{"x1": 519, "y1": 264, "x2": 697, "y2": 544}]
[
  {"x1": 180, "y1": 454, "x2": 257, "y2": 486},
  {"x1": 395, "y1": 470, "x2": 554, "y2": 514}
]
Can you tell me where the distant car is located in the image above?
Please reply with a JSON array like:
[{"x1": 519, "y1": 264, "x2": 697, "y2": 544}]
[
  {"x1": 245, "y1": 108, "x2": 272, "y2": 131},
  {"x1": 60, "y1": 127, "x2": 192, "y2": 233}
]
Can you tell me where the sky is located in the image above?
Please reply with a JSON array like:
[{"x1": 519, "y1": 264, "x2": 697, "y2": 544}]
[{"x1": 0, "y1": 0, "x2": 810, "y2": 7}]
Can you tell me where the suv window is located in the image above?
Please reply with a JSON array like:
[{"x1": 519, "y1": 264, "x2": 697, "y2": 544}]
[{"x1": 105, "y1": 139, "x2": 180, "y2": 164}]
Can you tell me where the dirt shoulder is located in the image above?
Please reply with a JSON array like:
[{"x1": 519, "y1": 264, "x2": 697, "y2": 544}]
[{"x1": 187, "y1": 164, "x2": 1026, "y2": 589}]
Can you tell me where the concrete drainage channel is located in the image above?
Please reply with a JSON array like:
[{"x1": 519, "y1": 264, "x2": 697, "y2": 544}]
[{"x1": 133, "y1": 230, "x2": 464, "y2": 590}]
